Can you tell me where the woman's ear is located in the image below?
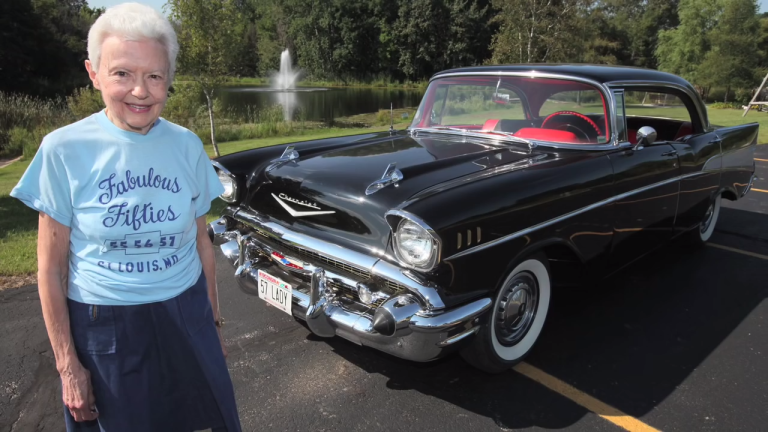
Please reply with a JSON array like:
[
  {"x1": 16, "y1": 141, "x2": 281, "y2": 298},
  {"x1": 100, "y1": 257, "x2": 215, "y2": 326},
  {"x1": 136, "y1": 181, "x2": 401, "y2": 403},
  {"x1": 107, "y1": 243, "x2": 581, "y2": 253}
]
[{"x1": 85, "y1": 60, "x2": 101, "y2": 91}]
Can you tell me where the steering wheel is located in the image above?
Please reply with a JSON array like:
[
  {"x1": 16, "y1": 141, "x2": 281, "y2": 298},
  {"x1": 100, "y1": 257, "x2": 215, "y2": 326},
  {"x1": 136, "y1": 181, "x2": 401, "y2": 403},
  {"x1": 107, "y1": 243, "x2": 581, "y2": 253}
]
[{"x1": 541, "y1": 111, "x2": 602, "y2": 141}]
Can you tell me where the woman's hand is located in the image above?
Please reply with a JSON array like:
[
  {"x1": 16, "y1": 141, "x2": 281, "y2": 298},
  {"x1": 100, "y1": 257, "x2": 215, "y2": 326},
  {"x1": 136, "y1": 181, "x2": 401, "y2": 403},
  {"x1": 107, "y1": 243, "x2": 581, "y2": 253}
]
[{"x1": 61, "y1": 361, "x2": 98, "y2": 422}]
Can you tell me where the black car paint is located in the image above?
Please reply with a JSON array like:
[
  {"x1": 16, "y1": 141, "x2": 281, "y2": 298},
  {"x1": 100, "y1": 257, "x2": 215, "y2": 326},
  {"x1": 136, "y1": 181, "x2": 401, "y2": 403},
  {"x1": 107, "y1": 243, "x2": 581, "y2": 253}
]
[{"x1": 212, "y1": 67, "x2": 758, "y2": 310}]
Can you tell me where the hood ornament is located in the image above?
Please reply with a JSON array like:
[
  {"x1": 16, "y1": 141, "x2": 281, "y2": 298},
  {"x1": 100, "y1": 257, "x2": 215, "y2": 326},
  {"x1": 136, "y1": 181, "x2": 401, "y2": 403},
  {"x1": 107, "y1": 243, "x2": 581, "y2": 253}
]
[
  {"x1": 365, "y1": 162, "x2": 404, "y2": 195},
  {"x1": 266, "y1": 145, "x2": 300, "y2": 171}
]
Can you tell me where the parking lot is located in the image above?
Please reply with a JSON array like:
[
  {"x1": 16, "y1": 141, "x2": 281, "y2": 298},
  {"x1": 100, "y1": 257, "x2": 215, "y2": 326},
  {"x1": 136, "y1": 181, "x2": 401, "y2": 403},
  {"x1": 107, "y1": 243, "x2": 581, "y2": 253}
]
[{"x1": 2, "y1": 148, "x2": 767, "y2": 432}]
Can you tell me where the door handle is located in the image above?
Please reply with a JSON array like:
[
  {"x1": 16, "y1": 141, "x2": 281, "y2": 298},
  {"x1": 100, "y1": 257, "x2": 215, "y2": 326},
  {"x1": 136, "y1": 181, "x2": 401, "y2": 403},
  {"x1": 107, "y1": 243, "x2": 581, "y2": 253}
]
[{"x1": 661, "y1": 150, "x2": 677, "y2": 157}]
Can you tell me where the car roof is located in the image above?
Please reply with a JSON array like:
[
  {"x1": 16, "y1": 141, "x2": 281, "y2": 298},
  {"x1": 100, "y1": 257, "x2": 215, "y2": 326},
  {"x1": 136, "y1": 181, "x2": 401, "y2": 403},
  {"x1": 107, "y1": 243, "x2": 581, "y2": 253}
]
[{"x1": 432, "y1": 64, "x2": 695, "y2": 90}]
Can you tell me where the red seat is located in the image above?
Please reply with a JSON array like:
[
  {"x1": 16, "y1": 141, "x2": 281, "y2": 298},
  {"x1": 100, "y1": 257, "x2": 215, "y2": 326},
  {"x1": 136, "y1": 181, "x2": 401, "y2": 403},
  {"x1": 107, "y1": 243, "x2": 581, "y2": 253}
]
[
  {"x1": 674, "y1": 122, "x2": 693, "y2": 140},
  {"x1": 514, "y1": 128, "x2": 579, "y2": 142},
  {"x1": 482, "y1": 119, "x2": 500, "y2": 131},
  {"x1": 628, "y1": 129, "x2": 637, "y2": 144}
]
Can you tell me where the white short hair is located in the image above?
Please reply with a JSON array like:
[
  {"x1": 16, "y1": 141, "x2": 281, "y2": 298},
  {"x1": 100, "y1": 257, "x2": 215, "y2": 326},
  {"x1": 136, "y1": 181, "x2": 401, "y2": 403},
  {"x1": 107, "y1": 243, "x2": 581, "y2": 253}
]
[{"x1": 87, "y1": 2, "x2": 179, "y2": 82}]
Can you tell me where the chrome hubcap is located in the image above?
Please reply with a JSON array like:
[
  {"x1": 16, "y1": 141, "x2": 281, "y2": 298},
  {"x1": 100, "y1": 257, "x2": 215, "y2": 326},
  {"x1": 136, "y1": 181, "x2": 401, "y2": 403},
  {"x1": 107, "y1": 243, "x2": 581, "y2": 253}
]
[
  {"x1": 496, "y1": 272, "x2": 539, "y2": 346},
  {"x1": 701, "y1": 202, "x2": 715, "y2": 234}
]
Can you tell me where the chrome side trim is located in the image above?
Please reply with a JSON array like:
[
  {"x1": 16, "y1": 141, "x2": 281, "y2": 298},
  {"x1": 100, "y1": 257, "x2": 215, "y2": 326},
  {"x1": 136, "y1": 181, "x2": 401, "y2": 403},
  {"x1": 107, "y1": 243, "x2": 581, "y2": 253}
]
[{"x1": 444, "y1": 172, "x2": 706, "y2": 260}]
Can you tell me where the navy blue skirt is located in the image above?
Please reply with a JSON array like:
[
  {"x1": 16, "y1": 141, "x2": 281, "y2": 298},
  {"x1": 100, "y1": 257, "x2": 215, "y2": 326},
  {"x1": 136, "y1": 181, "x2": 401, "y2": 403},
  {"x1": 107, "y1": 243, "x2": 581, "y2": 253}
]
[{"x1": 63, "y1": 271, "x2": 241, "y2": 432}]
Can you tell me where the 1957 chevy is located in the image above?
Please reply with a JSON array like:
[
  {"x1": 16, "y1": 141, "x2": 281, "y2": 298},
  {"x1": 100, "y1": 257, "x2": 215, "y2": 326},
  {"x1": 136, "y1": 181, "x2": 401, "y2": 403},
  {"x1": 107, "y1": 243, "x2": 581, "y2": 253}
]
[{"x1": 208, "y1": 65, "x2": 758, "y2": 373}]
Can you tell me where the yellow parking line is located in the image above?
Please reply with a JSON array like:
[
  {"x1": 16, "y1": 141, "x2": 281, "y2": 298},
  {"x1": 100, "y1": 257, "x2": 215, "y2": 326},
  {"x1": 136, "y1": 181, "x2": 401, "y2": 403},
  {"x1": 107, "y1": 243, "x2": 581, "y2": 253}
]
[
  {"x1": 753, "y1": 188, "x2": 768, "y2": 193},
  {"x1": 515, "y1": 363, "x2": 661, "y2": 432},
  {"x1": 755, "y1": 158, "x2": 768, "y2": 162},
  {"x1": 708, "y1": 243, "x2": 768, "y2": 260}
]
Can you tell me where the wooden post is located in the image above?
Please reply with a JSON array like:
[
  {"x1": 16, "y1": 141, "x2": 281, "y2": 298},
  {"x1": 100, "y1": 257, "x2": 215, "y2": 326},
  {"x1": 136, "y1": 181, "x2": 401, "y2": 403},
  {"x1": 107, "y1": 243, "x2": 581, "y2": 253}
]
[{"x1": 743, "y1": 72, "x2": 768, "y2": 117}]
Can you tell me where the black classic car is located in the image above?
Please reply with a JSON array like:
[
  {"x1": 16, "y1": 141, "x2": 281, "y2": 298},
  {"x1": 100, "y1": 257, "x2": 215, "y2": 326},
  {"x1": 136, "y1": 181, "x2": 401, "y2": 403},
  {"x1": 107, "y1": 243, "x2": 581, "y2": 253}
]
[{"x1": 208, "y1": 65, "x2": 758, "y2": 373}]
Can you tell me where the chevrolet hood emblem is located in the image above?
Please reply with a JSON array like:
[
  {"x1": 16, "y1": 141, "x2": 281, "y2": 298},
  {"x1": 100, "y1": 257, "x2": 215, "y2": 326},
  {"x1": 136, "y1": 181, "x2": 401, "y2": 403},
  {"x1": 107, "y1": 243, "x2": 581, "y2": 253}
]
[{"x1": 272, "y1": 193, "x2": 335, "y2": 217}]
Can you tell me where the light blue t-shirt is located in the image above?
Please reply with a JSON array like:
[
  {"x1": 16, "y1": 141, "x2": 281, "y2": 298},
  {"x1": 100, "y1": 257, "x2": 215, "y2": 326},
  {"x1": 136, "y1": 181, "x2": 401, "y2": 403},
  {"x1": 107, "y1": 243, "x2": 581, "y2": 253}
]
[{"x1": 10, "y1": 110, "x2": 225, "y2": 305}]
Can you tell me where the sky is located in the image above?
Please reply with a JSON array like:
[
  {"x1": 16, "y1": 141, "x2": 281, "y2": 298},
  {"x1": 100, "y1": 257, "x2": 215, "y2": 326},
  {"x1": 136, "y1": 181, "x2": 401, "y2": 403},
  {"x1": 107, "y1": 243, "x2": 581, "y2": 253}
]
[
  {"x1": 88, "y1": 0, "x2": 169, "y2": 15},
  {"x1": 87, "y1": 0, "x2": 768, "y2": 17}
]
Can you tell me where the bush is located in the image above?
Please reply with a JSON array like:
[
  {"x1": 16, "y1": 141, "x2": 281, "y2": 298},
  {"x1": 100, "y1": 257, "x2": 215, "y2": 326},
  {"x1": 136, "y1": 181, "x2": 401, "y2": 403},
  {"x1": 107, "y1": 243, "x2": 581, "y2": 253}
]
[
  {"x1": 708, "y1": 102, "x2": 741, "y2": 109},
  {"x1": 0, "y1": 92, "x2": 72, "y2": 158},
  {"x1": 66, "y1": 86, "x2": 105, "y2": 119}
]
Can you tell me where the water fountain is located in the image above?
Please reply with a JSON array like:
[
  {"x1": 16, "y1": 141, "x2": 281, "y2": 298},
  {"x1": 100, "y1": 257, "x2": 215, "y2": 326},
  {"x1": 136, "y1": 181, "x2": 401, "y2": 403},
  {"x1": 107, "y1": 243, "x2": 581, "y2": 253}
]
[
  {"x1": 272, "y1": 49, "x2": 300, "y2": 90},
  {"x1": 220, "y1": 49, "x2": 328, "y2": 122}
]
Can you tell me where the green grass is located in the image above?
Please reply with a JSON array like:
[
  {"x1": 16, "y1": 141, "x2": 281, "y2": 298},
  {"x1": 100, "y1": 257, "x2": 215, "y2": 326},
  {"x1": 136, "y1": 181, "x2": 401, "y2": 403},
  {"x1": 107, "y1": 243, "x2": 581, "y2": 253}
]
[
  {"x1": 0, "y1": 160, "x2": 37, "y2": 276},
  {"x1": 203, "y1": 123, "x2": 409, "y2": 159}
]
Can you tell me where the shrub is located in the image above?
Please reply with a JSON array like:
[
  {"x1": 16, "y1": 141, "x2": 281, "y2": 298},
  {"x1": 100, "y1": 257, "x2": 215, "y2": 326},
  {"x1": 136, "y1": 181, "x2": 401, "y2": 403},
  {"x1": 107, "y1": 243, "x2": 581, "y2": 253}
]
[
  {"x1": 0, "y1": 93, "x2": 71, "y2": 157},
  {"x1": 66, "y1": 86, "x2": 105, "y2": 120},
  {"x1": 708, "y1": 102, "x2": 741, "y2": 109}
]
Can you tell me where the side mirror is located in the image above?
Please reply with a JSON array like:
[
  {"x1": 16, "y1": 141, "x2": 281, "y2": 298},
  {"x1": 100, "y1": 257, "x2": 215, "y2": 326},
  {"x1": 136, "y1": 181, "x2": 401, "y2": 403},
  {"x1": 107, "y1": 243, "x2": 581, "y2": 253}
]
[{"x1": 634, "y1": 126, "x2": 657, "y2": 150}]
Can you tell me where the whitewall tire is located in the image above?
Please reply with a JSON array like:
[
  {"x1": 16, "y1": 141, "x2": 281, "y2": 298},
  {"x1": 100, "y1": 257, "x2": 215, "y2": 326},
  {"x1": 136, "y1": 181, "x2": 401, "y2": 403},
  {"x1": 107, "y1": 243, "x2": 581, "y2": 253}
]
[{"x1": 460, "y1": 253, "x2": 551, "y2": 373}]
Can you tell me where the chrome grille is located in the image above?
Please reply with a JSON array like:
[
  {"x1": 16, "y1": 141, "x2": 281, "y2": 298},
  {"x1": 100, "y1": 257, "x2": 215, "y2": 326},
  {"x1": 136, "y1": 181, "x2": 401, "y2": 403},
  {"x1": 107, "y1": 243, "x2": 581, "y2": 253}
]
[{"x1": 250, "y1": 227, "x2": 405, "y2": 306}]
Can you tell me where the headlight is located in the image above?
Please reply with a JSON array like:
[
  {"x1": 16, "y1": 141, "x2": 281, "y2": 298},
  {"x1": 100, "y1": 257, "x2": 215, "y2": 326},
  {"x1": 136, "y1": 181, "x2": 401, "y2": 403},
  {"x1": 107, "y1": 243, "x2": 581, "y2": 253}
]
[
  {"x1": 393, "y1": 218, "x2": 439, "y2": 270},
  {"x1": 217, "y1": 170, "x2": 237, "y2": 202}
]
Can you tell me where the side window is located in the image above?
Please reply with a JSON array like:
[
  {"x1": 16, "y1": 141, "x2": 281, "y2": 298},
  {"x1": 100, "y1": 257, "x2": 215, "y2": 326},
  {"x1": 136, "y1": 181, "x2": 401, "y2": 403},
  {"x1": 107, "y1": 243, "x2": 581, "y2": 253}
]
[
  {"x1": 623, "y1": 91, "x2": 695, "y2": 142},
  {"x1": 624, "y1": 91, "x2": 693, "y2": 122},
  {"x1": 439, "y1": 85, "x2": 525, "y2": 126}
]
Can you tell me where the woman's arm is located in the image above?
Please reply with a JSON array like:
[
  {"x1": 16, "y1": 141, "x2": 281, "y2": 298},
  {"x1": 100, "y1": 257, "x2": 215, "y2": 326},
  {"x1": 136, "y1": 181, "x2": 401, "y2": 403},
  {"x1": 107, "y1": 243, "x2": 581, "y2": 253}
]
[
  {"x1": 37, "y1": 212, "x2": 97, "y2": 422},
  {"x1": 195, "y1": 215, "x2": 227, "y2": 357}
]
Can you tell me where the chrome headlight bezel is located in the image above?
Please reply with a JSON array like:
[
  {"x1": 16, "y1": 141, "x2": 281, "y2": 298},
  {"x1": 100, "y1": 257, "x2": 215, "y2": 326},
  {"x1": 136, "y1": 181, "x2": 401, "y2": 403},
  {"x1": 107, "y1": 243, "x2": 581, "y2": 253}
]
[
  {"x1": 385, "y1": 210, "x2": 442, "y2": 272},
  {"x1": 212, "y1": 160, "x2": 239, "y2": 203}
]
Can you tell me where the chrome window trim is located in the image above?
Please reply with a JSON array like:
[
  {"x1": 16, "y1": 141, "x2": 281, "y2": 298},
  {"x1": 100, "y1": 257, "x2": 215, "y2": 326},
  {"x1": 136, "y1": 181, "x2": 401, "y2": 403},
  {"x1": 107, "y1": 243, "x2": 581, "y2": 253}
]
[
  {"x1": 415, "y1": 71, "x2": 620, "y2": 150},
  {"x1": 443, "y1": 171, "x2": 707, "y2": 261},
  {"x1": 605, "y1": 80, "x2": 710, "y2": 131},
  {"x1": 384, "y1": 209, "x2": 443, "y2": 272},
  {"x1": 211, "y1": 160, "x2": 239, "y2": 203}
]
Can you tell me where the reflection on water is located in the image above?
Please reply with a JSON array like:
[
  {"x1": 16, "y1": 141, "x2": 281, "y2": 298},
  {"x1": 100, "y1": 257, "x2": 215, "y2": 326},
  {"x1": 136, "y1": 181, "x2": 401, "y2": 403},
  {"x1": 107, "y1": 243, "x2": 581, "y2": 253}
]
[
  {"x1": 272, "y1": 91, "x2": 299, "y2": 121},
  {"x1": 219, "y1": 86, "x2": 425, "y2": 124}
]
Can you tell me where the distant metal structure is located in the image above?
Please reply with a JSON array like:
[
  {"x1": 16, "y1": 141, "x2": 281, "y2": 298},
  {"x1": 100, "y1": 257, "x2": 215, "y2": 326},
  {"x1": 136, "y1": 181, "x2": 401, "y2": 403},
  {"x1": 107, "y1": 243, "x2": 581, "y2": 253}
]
[{"x1": 742, "y1": 72, "x2": 768, "y2": 116}]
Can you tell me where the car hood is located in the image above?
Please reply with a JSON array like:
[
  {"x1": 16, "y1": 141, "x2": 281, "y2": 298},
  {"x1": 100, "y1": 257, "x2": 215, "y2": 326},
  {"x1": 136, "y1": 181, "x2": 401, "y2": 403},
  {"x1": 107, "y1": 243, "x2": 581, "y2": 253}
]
[{"x1": 245, "y1": 133, "x2": 546, "y2": 254}]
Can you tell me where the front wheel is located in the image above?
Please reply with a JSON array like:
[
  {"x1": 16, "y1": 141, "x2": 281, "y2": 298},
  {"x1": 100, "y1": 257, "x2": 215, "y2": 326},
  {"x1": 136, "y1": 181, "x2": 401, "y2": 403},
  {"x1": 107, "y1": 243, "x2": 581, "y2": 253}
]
[{"x1": 460, "y1": 253, "x2": 551, "y2": 373}]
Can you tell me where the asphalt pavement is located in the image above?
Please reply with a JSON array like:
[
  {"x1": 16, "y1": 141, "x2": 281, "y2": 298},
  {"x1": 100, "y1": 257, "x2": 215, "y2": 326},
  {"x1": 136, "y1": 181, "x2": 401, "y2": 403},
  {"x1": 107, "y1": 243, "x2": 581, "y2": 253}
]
[{"x1": 1, "y1": 148, "x2": 767, "y2": 432}]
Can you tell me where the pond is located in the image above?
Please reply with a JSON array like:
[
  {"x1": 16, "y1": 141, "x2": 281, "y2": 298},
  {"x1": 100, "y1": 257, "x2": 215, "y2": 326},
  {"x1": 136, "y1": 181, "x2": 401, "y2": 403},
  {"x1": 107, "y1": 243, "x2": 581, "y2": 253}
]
[{"x1": 217, "y1": 86, "x2": 425, "y2": 124}]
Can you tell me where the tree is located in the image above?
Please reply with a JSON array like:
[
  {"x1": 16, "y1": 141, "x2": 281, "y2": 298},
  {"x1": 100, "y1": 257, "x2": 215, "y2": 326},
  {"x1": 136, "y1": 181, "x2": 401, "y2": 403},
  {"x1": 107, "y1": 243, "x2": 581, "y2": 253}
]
[
  {"x1": 699, "y1": 0, "x2": 760, "y2": 102},
  {"x1": 488, "y1": 0, "x2": 587, "y2": 64},
  {"x1": 168, "y1": 0, "x2": 240, "y2": 157},
  {"x1": 656, "y1": 0, "x2": 722, "y2": 97},
  {"x1": 656, "y1": 0, "x2": 759, "y2": 101}
]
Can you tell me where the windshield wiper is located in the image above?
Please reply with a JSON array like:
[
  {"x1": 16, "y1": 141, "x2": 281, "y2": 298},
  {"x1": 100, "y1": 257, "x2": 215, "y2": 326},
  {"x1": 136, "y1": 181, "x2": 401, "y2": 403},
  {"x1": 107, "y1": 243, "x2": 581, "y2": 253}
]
[{"x1": 409, "y1": 127, "x2": 536, "y2": 150}]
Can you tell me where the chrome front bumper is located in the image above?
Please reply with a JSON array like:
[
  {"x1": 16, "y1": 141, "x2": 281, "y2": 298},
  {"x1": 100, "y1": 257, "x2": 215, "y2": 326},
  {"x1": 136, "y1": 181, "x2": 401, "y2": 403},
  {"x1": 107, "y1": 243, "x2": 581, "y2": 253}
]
[{"x1": 209, "y1": 208, "x2": 491, "y2": 362}]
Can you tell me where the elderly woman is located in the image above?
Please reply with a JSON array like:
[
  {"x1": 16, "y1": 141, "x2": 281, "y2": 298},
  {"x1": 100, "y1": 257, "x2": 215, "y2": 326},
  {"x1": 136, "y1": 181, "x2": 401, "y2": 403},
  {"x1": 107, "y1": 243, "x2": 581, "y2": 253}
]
[{"x1": 10, "y1": 3, "x2": 241, "y2": 431}]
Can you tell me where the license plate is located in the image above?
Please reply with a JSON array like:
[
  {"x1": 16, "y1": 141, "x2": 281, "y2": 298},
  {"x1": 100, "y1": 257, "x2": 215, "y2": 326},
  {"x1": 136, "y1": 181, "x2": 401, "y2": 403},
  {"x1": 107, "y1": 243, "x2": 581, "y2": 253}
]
[{"x1": 257, "y1": 270, "x2": 292, "y2": 315}]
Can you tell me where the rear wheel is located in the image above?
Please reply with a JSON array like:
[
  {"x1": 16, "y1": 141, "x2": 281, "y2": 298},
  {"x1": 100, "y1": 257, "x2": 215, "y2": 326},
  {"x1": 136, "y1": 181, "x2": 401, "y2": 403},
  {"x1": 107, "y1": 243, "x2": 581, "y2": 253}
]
[
  {"x1": 460, "y1": 253, "x2": 551, "y2": 373},
  {"x1": 685, "y1": 194, "x2": 721, "y2": 247}
]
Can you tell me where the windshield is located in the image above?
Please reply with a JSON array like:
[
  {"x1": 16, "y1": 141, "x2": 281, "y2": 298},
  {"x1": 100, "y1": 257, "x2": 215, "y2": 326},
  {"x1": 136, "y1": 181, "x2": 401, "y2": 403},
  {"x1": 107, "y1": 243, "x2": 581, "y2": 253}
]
[{"x1": 410, "y1": 75, "x2": 611, "y2": 145}]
